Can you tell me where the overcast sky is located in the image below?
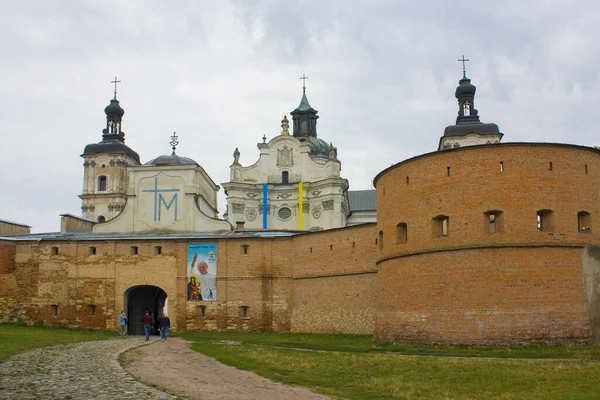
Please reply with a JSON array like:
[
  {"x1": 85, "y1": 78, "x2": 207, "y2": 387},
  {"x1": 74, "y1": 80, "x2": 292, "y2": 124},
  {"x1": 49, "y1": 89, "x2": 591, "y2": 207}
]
[{"x1": 1, "y1": 0, "x2": 599, "y2": 233}]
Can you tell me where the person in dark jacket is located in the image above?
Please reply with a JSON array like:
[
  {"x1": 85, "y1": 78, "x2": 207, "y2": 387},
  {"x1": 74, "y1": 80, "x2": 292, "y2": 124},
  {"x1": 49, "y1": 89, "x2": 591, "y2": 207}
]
[
  {"x1": 158, "y1": 313, "x2": 171, "y2": 341},
  {"x1": 143, "y1": 311, "x2": 152, "y2": 341}
]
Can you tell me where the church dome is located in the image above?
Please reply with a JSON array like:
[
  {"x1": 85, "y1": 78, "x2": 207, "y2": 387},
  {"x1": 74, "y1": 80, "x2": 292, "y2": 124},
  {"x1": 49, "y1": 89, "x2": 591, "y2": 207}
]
[
  {"x1": 307, "y1": 137, "x2": 330, "y2": 158},
  {"x1": 104, "y1": 99, "x2": 125, "y2": 117},
  {"x1": 144, "y1": 153, "x2": 199, "y2": 167}
]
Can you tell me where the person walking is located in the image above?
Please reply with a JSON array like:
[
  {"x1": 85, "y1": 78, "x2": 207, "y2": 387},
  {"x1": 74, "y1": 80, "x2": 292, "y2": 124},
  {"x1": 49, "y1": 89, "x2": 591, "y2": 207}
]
[
  {"x1": 119, "y1": 310, "x2": 127, "y2": 336},
  {"x1": 158, "y1": 313, "x2": 171, "y2": 341},
  {"x1": 143, "y1": 311, "x2": 152, "y2": 341}
]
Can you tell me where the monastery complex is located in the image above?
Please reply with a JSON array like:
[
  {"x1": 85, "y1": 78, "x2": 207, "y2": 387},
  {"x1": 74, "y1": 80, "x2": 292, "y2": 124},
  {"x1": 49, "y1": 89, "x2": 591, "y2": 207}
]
[{"x1": 1, "y1": 67, "x2": 600, "y2": 344}]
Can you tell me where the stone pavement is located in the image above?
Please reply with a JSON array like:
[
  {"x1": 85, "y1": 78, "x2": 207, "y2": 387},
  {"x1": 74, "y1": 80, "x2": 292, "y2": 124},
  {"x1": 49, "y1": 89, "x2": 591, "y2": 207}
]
[{"x1": 0, "y1": 337, "x2": 175, "y2": 399}]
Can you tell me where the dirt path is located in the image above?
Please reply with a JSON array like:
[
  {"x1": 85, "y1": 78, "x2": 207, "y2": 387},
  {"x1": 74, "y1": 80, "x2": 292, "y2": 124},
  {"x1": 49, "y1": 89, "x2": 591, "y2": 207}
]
[{"x1": 122, "y1": 338, "x2": 332, "y2": 400}]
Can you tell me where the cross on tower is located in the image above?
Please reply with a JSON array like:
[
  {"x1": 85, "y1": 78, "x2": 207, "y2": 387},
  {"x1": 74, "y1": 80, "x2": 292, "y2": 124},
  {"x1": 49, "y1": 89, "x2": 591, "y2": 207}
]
[
  {"x1": 458, "y1": 55, "x2": 469, "y2": 77},
  {"x1": 111, "y1": 76, "x2": 121, "y2": 99},
  {"x1": 300, "y1": 74, "x2": 309, "y2": 93},
  {"x1": 170, "y1": 131, "x2": 179, "y2": 154}
]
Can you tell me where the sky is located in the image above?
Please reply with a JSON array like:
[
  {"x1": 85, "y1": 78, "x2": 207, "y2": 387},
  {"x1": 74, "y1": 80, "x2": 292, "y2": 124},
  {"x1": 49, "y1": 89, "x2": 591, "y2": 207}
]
[{"x1": 1, "y1": 0, "x2": 599, "y2": 233}]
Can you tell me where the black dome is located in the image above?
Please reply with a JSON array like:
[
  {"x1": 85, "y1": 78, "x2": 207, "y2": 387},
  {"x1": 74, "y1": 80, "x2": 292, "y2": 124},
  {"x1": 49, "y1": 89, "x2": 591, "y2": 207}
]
[
  {"x1": 455, "y1": 77, "x2": 476, "y2": 97},
  {"x1": 144, "y1": 154, "x2": 199, "y2": 166},
  {"x1": 82, "y1": 141, "x2": 140, "y2": 163},
  {"x1": 104, "y1": 99, "x2": 125, "y2": 117}
]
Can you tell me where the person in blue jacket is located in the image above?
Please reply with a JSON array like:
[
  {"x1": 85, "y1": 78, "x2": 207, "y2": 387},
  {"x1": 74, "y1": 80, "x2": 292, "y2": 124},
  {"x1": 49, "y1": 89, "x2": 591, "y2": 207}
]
[
  {"x1": 119, "y1": 311, "x2": 127, "y2": 336},
  {"x1": 158, "y1": 313, "x2": 171, "y2": 341}
]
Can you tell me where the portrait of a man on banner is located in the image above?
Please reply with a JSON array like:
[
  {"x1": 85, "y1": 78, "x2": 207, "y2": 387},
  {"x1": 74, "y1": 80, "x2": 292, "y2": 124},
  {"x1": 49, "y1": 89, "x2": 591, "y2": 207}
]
[{"x1": 187, "y1": 243, "x2": 217, "y2": 301}]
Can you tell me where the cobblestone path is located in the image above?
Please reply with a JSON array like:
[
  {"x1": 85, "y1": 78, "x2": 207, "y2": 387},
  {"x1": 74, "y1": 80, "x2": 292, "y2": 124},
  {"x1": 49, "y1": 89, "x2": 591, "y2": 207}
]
[{"x1": 0, "y1": 337, "x2": 175, "y2": 400}]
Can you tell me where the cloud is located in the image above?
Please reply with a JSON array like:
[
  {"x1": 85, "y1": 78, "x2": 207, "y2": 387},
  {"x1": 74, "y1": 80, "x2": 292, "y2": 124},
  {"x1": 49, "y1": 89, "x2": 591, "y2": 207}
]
[{"x1": 0, "y1": 0, "x2": 598, "y2": 232}]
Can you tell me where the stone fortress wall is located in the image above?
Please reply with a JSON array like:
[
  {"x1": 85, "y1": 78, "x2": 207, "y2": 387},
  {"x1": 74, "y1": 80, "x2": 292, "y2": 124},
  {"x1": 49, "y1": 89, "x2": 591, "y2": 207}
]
[
  {"x1": 374, "y1": 143, "x2": 600, "y2": 342},
  {"x1": 0, "y1": 223, "x2": 377, "y2": 335}
]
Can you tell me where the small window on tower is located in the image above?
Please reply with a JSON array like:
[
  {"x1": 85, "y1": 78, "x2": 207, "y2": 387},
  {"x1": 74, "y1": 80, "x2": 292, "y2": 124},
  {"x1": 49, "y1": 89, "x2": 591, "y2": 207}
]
[
  {"x1": 282, "y1": 171, "x2": 289, "y2": 184},
  {"x1": 432, "y1": 215, "x2": 450, "y2": 237},
  {"x1": 578, "y1": 211, "x2": 591, "y2": 233},
  {"x1": 536, "y1": 210, "x2": 554, "y2": 232},
  {"x1": 484, "y1": 211, "x2": 503, "y2": 233},
  {"x1": 463, "y1": 101, "x2": 471, "y2": 116},
  {"x1": 98, "y1": 176, "x2": 107, "y2": 191}
]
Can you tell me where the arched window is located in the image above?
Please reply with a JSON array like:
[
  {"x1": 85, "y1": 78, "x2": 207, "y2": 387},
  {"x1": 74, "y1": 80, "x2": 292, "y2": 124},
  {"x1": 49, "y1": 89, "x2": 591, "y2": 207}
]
[
  {"x1": 97, "y1": 216, "x2": 106, "y2": 223},
  {"x1": 432, "y1": 215, "x2": 449, "y2": 237},
  {"x1": 536, "y1": 209, "x2": 554, "y2": 232},
  {"x1": 98, "y1": 176, "x2": 107, "y2": 191},
  {"x1": 282, "y1": 171, "x2": 289, "y2": 184},
  {"x1": 484, "y1": 210, "x2": 504, "y2": 233},
  {"x1": 395, "y1": 223, "x2": 407, "y2": 244},
  {"x1": 378, "y1": 230, "x2": 384, "y2": 251}
]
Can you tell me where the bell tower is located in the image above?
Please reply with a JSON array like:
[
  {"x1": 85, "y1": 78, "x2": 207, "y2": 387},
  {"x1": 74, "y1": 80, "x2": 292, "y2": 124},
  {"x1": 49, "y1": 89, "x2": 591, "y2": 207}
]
[
  {"x1": 79, "y1": 78, "x2": 141, "y2": 223},
  {"x1": 291, "y1": 74, "x2": 319, "y2": 140},
  {"x1": 439, "y1": 56, "x2": 503, "y2": 150}
]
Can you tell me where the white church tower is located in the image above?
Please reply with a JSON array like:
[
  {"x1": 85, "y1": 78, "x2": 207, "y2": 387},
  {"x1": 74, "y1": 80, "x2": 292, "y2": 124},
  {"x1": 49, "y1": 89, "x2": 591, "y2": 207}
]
[
  {"x1": 80, "y1": 79, "x2": 141, "y2": 223},
  {"x1": 222, "y1": 80, "x2": 349, "y2": 231}
]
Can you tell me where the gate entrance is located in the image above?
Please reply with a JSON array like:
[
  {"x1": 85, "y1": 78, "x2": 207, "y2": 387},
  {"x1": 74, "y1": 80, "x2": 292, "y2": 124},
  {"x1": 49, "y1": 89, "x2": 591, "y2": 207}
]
[{"x1": 124, "y1": 285, "x2": 168, "y2": 336}]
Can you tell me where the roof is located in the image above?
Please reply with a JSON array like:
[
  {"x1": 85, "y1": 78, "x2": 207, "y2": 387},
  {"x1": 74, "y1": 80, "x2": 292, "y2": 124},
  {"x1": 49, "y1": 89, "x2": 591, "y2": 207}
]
[
  {"x1": 443, "y1": 122, "x2": 501, "y2": 137},
  {"x1": 0, "y1": 219, "x2": 31, "y2": 228},
  {"x1": 144, "y1": 153, "x2": 199, "y2": 167},
  {"x1": 348, "y1": 190, "x2": 376, "y2": 212},
  {"x1": 293, "y1": 93, "x2": 315, "y2": 113},
  {"x1": 59, "y1": 213, "x2": 95, "y2": 223},
  {"x1": 0, "y1": 229, "x2": 304, "y2": 242},
  {"x1": 82, "y1": 140, "x2": 141, "y2": 163}
]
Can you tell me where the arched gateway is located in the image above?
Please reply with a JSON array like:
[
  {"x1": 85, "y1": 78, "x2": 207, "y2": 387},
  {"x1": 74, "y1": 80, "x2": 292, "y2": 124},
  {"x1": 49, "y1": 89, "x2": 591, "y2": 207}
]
[{"x1": 124, "y1": 285, "x2": 168, "y2": 336}]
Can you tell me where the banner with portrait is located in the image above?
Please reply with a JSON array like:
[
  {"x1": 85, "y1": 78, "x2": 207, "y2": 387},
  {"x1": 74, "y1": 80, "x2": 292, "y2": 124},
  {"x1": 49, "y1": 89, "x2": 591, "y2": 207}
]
[{"x1": 187, "y1": 242, "x2": 217, "y2": 301}]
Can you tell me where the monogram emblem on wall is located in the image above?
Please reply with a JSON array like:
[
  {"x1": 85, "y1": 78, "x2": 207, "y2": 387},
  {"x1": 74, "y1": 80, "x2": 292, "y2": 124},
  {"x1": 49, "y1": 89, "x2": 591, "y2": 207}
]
[
  {"x1": 245, "y1": 208, "x2": 257, "y2": 221},
  {"x1": 312, "y1": 205, "x2": 322, "y2": 219}
]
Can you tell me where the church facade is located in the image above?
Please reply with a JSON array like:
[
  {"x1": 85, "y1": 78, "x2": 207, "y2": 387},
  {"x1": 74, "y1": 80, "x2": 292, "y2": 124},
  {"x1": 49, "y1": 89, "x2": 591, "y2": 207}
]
[
  {"x1": 1, "y1": 69, "x2": 600, "y2": 344},
  {"x1": 223, "y1": 90, "x2": 349, "y2": 231}
]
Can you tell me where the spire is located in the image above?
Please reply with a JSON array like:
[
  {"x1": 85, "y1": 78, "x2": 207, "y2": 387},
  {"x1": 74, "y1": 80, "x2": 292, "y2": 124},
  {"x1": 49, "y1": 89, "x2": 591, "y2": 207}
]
[
  {"x1": 291, "y1": 74, "x2": 319, "y2": 139},
  {"x1": 102, "y1": 78, "x2": 125, "y2": 142}
]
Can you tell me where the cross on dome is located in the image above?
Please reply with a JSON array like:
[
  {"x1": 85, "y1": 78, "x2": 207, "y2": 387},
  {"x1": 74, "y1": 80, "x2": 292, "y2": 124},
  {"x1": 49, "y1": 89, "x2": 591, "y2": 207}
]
[
  {"x1": 170, "y1": 132, "x2": 179, "y2": 154},
  {"x1": 111, "y1": 76, "x2": 121, "y2": 99},
  {"x1": 300, "y1": 74, "x2": 309, "y2": 94},
  {"x1": 458, "y1": 55, "x2": 470, "y2": 78}
]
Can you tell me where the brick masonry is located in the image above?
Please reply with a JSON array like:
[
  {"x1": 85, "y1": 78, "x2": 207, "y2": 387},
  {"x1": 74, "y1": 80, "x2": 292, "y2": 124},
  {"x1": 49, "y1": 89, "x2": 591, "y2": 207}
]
[
  {"x1": 374, "y1": 143, "x2": 600, "y2": 342},
  {"x1": 0, "y1": 224, "x2": 378, "y2": 336}
]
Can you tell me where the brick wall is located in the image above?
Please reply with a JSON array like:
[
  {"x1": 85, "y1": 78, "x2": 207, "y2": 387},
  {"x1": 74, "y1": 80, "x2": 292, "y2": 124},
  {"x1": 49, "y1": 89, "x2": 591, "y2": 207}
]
[
  {"x1": 0, "y1": 224, "x2": 377, "y2": 335},
  {"x1": 374, "y1": 143, "x2": 600, "y2": 342},
  {"x1": 289, "y1": 224, "x2": 378, "y2": 334}
]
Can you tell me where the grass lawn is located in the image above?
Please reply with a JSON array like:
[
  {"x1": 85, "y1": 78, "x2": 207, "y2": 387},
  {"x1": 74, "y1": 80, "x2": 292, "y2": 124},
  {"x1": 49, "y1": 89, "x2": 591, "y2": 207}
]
[
  {"x1": 0, "y1": 324, "x2": 116, "y2": 362},
  {"x1": 179, "y1": 331, "x2": 600, "y2": 400}
]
